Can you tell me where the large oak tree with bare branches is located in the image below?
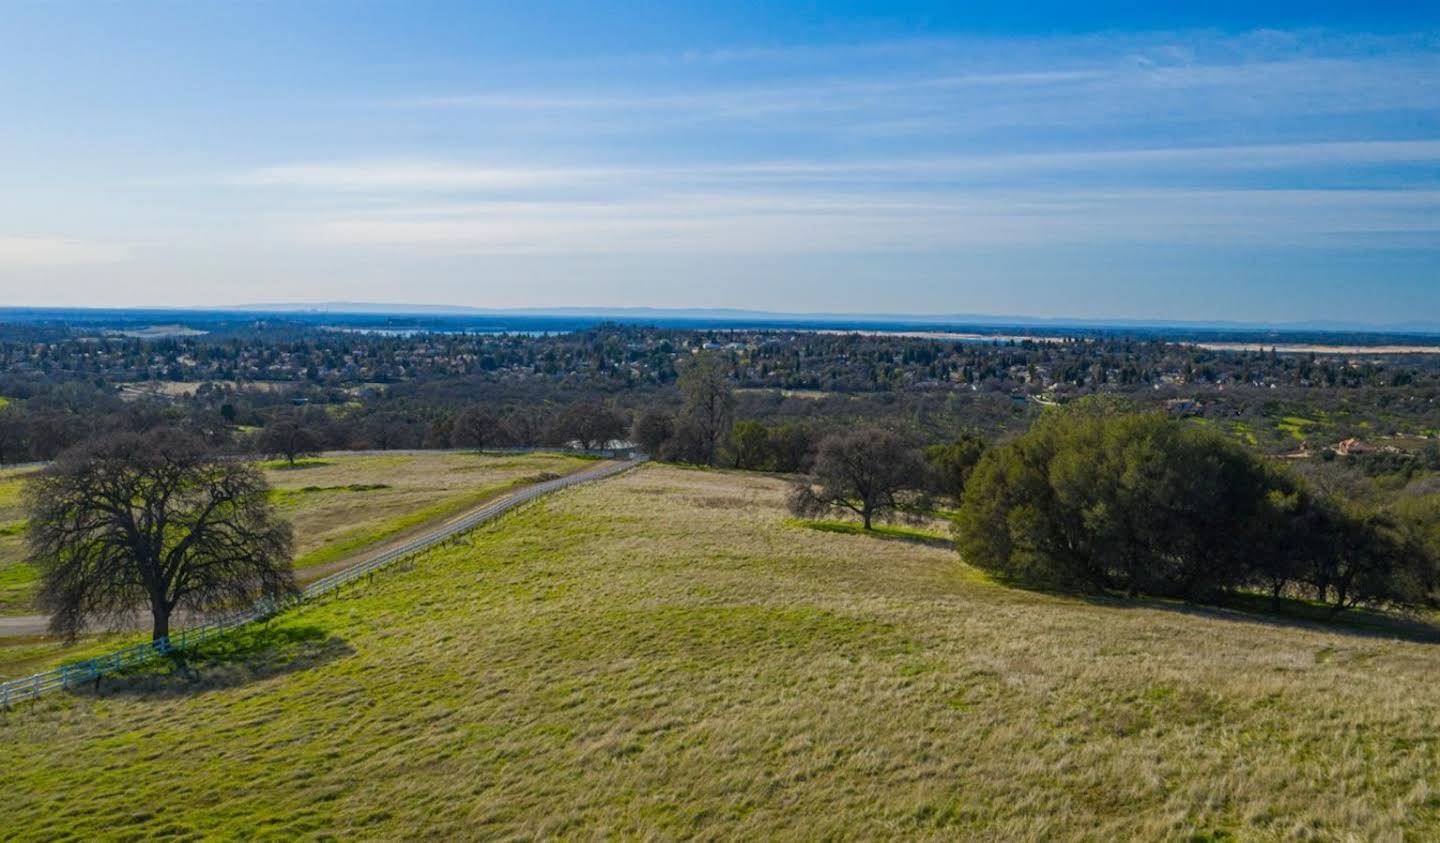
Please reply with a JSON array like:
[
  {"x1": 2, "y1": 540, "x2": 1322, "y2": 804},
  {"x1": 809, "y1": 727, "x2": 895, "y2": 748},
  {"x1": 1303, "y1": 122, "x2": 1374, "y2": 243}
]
[
  {"x1": 25, "y1": 429, "x2": 296, "y2": 643},
  {"x1": 788, "y1": 428, "x2": 928, "y2": 530}
]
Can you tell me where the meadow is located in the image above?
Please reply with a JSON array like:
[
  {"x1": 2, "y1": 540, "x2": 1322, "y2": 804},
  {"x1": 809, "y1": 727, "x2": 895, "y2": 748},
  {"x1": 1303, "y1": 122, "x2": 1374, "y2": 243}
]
[
  {"x1": 0, "y1": 464, "x2": 40, "y2": 614},
  {"x1": 0, "y1": 451, "x2": 594, "y2": 678},
  {"x1": 2, "y1": 465, "x2": 1438, "y2": 840},
  {"x1": 0, "y1": 450, "x2": 593, "y2": 613},
  {"x1": 260, "y1": 450, "x2": 595, "y2": 575}
]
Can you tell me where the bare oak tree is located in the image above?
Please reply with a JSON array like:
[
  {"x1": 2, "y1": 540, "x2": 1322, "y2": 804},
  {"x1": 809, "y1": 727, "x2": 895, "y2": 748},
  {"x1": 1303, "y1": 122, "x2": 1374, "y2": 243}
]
[
  {"x1": 451, "y1": 405, "x2": 500, "y2": 451},
  {"x1": 256, "y1": 415, "x2": 321, "y2": 466},
  {"x1": 677, "y1": 352, "x2": 734, "y2": 465},
  {"x1": 788, "y1": 428, "x2": 928, "y2": 529},
  {"x1": 26, "y1": 429, "x2": 296, "y2": 642}
]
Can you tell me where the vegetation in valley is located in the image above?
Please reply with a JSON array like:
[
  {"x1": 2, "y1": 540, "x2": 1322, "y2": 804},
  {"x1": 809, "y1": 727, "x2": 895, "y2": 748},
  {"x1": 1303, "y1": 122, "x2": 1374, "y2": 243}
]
[
  {"x1": 6, "y1": 321, "x2": 1440, "y2": 468},
  {"x1": 5, "y1": 318, "x2": 1440, "y2": 839}
]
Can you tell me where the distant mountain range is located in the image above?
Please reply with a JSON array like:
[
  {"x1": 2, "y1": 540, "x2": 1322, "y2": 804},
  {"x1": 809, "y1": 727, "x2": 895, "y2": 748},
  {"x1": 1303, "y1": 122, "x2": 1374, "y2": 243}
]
[{"x1": 223, "y1": 302, "x2": 1440, "y2": 336}]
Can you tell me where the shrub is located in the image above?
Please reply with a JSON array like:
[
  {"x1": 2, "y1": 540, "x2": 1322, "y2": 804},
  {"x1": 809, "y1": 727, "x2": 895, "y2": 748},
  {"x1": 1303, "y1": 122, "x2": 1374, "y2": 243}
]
[{"x1": 957, "y1": 405, "x2": 1304, "y2": 600}]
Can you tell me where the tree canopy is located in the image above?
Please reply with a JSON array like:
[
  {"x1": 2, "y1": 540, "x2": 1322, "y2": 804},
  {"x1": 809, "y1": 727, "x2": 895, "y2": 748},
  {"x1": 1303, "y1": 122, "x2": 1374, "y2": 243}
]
[
  {"x1": 451, "y1": 405, "x2": 500, "y2": 450},
  {"x1": 956, "y1": 404, "x2": 1438, "y2": 611},
  {"x1": 256, "y1": 414, "x2": 321, "y2": 466},
  {"x1": 676, "y1": 352, "x2": 734, "y2": 465},
  {"x1": 26, "y1": 429, "x2": 296, "y2": 642},
  {"x1": 789, "y1": 428, "x2": 927, "y2": 529},
  {"x1": 923, "y1": 433, "x2": 987, "y2": 503}
]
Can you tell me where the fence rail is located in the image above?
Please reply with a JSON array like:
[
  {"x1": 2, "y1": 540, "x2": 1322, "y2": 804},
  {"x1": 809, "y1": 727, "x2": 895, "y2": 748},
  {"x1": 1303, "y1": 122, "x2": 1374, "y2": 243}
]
[{"x1": 0, "y1": 454, "x2": 646, "y2": 707}]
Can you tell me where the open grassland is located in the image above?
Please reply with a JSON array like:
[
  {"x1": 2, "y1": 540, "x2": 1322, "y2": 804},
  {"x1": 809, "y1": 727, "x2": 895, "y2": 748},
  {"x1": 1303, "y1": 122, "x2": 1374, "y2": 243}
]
[
  {"x1": 261, "y1": 450, "x2": 594, "y2": 574},
  {"x1": 0, "y1": 465, "x2": 39, "y2": 614},
  {"x1": 0, "y1": 452, "x2": 595, "y2": 680},
  {"x1": 3, "y1": 465, "x2": 1439, "y2": 839},
  {"x1": 0, "y1": 450, "x2": 592, "y2": 618}
]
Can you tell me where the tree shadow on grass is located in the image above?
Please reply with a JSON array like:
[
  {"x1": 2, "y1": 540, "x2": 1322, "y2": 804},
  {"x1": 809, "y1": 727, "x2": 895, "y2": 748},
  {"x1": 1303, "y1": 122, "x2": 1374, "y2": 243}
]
[
  {"x1": 788, "y1": 518, "x2": 954, "y2": 550},
  {"x1": 266, "y1": 459, "x2": 335, "y2": 471},
  {"x1": 1072, "y1": 589, "x2": 1440, "y2": 646},
  {"x1": 76, "y1": 624, "x2": 354, "y2": 699}
]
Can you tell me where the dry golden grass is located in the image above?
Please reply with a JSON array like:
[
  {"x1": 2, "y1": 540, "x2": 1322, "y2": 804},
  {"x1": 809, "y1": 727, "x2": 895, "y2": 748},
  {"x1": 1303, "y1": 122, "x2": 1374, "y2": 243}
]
[
  {"x1": 2, "y1": 465, "x2": 1439, "y2": 839},
  {"x1": 264, "y1": 450, "x2": 594, "y2": 574},
  {"x1": 0, "y1": 451, "x2": 593, "y2": 616}
]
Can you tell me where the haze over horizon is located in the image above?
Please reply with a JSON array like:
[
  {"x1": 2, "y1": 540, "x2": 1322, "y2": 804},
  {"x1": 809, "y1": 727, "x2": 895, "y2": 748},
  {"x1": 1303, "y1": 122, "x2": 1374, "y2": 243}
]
[{"x1": 2, "y1": 2, "x2": 1437, "y2": 323}]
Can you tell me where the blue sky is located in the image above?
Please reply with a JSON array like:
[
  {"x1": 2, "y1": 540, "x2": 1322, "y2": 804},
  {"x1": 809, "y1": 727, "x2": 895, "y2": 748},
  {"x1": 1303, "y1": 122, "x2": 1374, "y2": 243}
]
[{"x1": 1, "y1": 1, "x2": 1437, "y2": 323}]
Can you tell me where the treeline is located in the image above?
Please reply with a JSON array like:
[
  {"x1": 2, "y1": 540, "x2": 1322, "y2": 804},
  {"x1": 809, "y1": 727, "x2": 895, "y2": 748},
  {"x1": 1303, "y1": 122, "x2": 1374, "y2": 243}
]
[
  {"x1": 0, "y1": 352, "x2": 829, "y2": 469},
  {"x1": 783, "y1": 399, "x2": 1440, "y2": 616},
  {"x1": 12, "y1": 323, "x2": 1440, "y2": 464},
  {"x1": 7, "y1": 320, "x2": 1440, "y2": 400},
  {"x1": 0, "y1": 383, "x2": 633, "y2": 465}
]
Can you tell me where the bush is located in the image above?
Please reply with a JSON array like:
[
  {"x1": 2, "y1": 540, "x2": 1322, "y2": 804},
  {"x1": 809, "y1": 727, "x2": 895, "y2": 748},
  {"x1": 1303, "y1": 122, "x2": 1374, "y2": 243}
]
[
  {"x1": 958, "y1": 405, "x2": 1300, "y2": 599},
  {"x1": 957, "y1": 404, "x2": 1439, "y2": 613}
]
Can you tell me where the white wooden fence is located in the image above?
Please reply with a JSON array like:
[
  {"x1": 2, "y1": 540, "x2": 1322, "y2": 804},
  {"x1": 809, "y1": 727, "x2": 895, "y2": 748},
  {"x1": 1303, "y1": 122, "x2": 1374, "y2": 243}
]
[{"x1": 0, "y1": 453, "x2": 645, "y2": 706}]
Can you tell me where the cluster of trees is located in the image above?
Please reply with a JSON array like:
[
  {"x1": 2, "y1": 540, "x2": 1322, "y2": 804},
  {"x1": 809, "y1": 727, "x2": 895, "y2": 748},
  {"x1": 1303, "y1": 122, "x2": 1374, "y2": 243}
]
[
  {"x1": 250, "y1": 401, "x2": 632, "y2": 460},
  {"x1": 955, "y1": 402, "x2": 1439, "y2": 614},
  {"x1": 780, "y1": 400, "x2": 1440, "y2": 617},
  {"x1": 20, "y1": 398, "x2": 1440, "y2": 649},
  {"x1": 728, "y1": 421, "x2": 817, "y2": 473},
  {"x1": 628, "y1": 354, "x2": 735, "y2": 463},
  {"x1": 11, "y1": 321, "x2": 1440, "y2": 443},
  {"x1": 250, "y1": 399, "x2": 633, "y2": 464},
  {"x1": 14, "y1": 320, "x2": 1440, "y2": 474}
]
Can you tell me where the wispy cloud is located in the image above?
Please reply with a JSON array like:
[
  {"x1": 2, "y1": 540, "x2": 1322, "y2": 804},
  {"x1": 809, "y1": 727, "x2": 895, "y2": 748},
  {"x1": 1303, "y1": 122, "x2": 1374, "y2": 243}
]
[
  {"x1": 0, "y1": 237, "x2": 130, "y2": 266},
  {"x1": 236, "y1": 163, "x2": 613, "y2": 191},
  {"x1": 236, "y1": 140, "x2": 1440, "y2": 194},
  {"x1": 289, "y1": 188, "x2": 1440, "y2": 255},
  {"x1": 382, "y1": 30, "x2": 1440, "y2": 138},
  {"x1": 230, "y1": 28, "x2": 1440, "y2": 267}
]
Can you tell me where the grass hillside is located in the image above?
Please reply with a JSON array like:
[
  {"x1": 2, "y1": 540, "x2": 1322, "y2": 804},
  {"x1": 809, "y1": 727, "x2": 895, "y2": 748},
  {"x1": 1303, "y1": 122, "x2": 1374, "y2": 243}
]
[
  {"x1": 0, "y1": 464, "x2": 41, "y2": 614},
  {"x1": 0, "y1": 451, "x2": 595, "y2": 682},
  {"x1": 0, "y1": 450, "x2": 593, "y2": 616},
  {"x1": 3, "y1": 465, "x2": 1440, "y2": 839},
  {"x1": 261, "y1": 450, "x2": 594, "y2": 575}
]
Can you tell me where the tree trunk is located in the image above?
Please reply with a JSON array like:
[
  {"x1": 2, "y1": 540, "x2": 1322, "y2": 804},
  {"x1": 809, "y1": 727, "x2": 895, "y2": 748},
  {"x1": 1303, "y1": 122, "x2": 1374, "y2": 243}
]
[
  {"x1": 862, "y1": 508, "x2": 873, "y2": 530},
  {"x1": 151, "y1": 604, "x2": 171, "y2": 644}
]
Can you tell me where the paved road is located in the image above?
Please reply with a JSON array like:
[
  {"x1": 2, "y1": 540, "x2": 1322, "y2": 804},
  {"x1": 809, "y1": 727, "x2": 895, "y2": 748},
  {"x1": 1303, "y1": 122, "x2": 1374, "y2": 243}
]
[{"x1": 0, "y1": 458, "x2": 625, "y2": 639}]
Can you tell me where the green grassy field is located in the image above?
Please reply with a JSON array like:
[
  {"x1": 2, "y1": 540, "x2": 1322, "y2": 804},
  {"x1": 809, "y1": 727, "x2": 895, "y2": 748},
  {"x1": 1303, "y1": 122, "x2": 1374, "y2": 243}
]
[
  {"x1": 0, "y1": 465, "x2": 38, "y2": 613},
  {"x1": 0, "y1": 452, "x2": 595, "y2": 680},
  {"x1": 2, "y1": 465, "x2": 1438, "y2": 839},
  {"x1": 0, "y1": 451, "x2": 592, "y2": 617}
]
